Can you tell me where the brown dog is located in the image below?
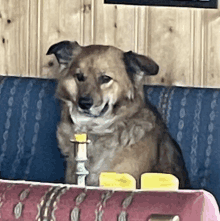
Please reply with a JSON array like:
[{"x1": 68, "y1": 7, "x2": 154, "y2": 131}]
[{"x1": 47, "y1": 41, "x2": 190, "y2": 188}]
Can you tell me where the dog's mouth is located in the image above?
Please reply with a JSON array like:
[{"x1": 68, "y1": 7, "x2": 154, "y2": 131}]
[
  {"x1": 98, "y1": 102, "x2": 109, "y2": 117},
  {"x1": 79, "y1": 102, "x2": 109, "y2": 118}
]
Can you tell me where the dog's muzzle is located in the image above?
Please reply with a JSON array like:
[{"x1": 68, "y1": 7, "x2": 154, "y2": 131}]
[{"x1": 78, "y1": 96, "x2": 109, "y2": 117}]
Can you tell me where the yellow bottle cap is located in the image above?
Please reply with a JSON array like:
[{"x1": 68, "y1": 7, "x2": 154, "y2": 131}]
[
  {"x1": 99, "y1": 172, "x2": 136, "y2": 190},
  {"x1": 141, "y1": 173, "x2": 179, "y2": 191},
  {"x1": 74, "y1": 133, "x2": 87, "y2": 142}
]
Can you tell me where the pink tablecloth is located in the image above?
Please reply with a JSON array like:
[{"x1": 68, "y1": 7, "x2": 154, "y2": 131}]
[{"x1": 0, "y1": 179, "x2": 219, "y2": 221}]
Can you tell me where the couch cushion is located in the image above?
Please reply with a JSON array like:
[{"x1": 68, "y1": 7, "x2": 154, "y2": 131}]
[
  {"x1": 144, "y1": 85, "x2": 220, "y2": 206},
  {"x1": 0, "y1": 76, "x2": 220, "y2": 207},
  {"x1": 0, "y1": 76, "x2": 65, "y2": 183}
]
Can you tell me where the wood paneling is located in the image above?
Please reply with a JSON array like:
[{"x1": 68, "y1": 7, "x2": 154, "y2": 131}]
[
  {"x1": 192, "y1": 9, "x2": 205, "y2": 87},
  {"x1": 94, "y1": 0, "x2": 115, "y2": 45},
  {"x1": 29, "y1": 0, "x2": 41, "y2": 77},
  {"x1": 40, "y1": 0, "x2": 82, "y2": 77},
  {"x1": 0, "y1": 0, "x2": 29, "y2": 76},
  {"x1": 146, "y1": 7, "x2": 193, "y2": 86},
  {"x1": 136, "y1": 7, "x2": 148, "y2": 55},
  {"x1": 204, "y1": 8, "x2": 220, "y2": 87},
  {"x1": 115, "y1": 5, "x2": 136, "y2": 51},
  {"x1": 1, "y1": 0, "x2": 220, "y2": 87}
]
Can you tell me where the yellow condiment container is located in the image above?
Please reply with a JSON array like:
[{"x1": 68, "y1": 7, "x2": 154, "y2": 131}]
[
  {"x1": 74, "y1": 133, "x2": 87, "y2": 142},
  {"x1": 141, "y1": 173, "x2": 179, "y2": 191},
  {"x1": 99, "y1": 172, "x2": 136, "y2": 190}
]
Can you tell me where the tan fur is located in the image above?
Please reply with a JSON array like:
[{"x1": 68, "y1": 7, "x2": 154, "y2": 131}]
[{"x1": 47, "y1": 41, "x2": 190, "y2": 188}]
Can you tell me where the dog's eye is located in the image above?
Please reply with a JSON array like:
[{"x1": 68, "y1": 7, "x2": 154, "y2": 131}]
[
  {"x1": 75, "y1": 73, "x2": 85, "y2": 82},
  {"x1": 99, "y1": 75, "x2": 112, "y2": 84}
]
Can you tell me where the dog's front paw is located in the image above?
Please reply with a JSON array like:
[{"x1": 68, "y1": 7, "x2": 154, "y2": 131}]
[{"x1": 86, "y1": 173, "x2": 99, "y2": 186}]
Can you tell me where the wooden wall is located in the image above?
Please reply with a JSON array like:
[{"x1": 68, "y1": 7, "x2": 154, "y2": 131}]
[{"x1": 0, "y1": 0, "x2": 220, "y2": 87}]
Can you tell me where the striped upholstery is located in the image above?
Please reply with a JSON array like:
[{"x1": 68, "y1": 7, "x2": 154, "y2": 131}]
[
  {"x1": 0, "y1": 76, "x2": 220, "y2": 207},
  {"x1": 0, "y1": 77, "x2": 65, "y2": 183},
  {"x1": 145, "y1": 85, "x2": 220, "y2": 207},
  {"x1": 0, "y1": 179, "x2": 219, "y2": 220}
]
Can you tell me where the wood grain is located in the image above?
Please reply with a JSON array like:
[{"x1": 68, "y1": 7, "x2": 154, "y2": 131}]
[
  {"x1": 115, "y1": 4, "x2": 136, "y2": 51},
  {"x1": 82, "y1": 0, "x2": 93, "y2": 45},
  {"x1": 93, "y1": 0, "x2": 115, "y2": 45},
  {"x1": 0, "y1": 0, "x2": 220, "y2": 88},
  {"x1": 40, "y1": 0, "x2": 82, "y2": 78},
  {"x1": 192, "y1": 9, "x2": 206, "y2": 87},
  {"x1": 0, "y1": 0, "x2": 29, "y2": 76},
  {"x1": 28, "y1": 0, "x2": 41, "y2": 77},
  {"x1": 145, "y1": 7, "x2": 193, "y2": 86},
  {"x1": 204, "y1": 8, "x2": 220, "y2": 88},
  {"x1": 136, "y1": 6, "x2": 148, "y2": 55}
]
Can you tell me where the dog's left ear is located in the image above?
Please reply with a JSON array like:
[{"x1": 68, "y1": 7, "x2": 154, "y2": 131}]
[
  {"x1": 123, "y1": 51, "x2": 159, "y2": 85},
  {"x1": 46, "y1": 40, "x2": 82, "y2": 71}
]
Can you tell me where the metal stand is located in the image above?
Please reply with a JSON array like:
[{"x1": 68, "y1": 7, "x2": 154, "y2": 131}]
[{"x1": 70, "y1": 134, "x2": 90, "y2": 187}]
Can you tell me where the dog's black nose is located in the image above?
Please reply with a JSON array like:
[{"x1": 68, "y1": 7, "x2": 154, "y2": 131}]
[{"x1": 78, "y1": 96, "x2": 93, "y2": 110}]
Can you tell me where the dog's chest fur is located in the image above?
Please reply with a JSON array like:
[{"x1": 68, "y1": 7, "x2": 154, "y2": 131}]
[{"x1": 77, "y1": 108, "x2": 156, "y2": 185}]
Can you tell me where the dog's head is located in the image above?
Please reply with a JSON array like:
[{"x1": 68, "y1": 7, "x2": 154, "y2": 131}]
[{"x1": 47, "y1": 41, "x2": 159, "y2": 130}]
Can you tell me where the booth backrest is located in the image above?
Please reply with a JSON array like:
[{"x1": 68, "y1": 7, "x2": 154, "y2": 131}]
[{"x1": 0, "y1": 76, "x2": 220, "y2": 206}]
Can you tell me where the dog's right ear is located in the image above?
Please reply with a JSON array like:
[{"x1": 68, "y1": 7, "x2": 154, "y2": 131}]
[
  {"x1": 123, "y1": 51, "x2": 159, "y2": 89},
  {"x1": 46, "y1": 40, "x2": 82, "y2": 70}
]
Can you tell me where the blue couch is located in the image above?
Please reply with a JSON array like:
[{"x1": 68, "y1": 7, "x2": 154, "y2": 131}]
[{"x1": 0, "y1": 76, "x2": 220, "y2": 206}]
